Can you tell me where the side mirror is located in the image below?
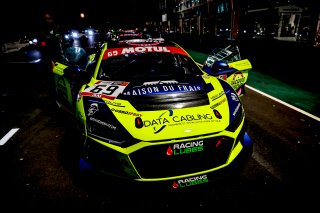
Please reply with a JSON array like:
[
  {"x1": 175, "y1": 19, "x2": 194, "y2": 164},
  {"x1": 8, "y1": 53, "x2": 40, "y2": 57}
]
[
  {"x1": 211, "y1": 61, "x2": 229, "y2": 73},
  {"x1": 203, "y1": 60, "x2": 236, "y2": 76}
]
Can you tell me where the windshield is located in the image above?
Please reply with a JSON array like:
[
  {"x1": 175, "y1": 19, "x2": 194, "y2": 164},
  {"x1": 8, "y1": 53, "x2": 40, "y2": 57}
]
[{"x1": 97, "y1": 52, "x2": 202, "y2": 81}]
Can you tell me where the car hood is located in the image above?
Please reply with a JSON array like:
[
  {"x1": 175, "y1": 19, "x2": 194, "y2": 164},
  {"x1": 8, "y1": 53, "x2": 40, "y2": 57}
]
[{"x1": 81, "y1": 75, "x2": 242, "y2": 141}]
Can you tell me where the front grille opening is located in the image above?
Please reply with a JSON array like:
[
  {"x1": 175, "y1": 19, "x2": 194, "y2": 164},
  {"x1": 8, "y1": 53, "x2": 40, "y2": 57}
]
[{"x1": 130, "y1": 136, "x2": 234, "y2": 178}]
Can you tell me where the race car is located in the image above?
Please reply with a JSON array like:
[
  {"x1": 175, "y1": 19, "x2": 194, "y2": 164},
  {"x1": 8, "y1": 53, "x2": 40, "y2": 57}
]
[
  {"x1": 115, "y1": 29, "x2": 143, "y2": 41},
  {"x1": 51, "y1": 38, "x2": 253, "y2": 190},
  {"x1": 202, "y1": 45, "x2": 251, "y2": 96}
]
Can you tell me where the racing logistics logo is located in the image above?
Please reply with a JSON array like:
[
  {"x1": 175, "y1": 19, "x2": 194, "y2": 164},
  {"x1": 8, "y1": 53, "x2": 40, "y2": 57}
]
[
  {"x1": 172, "y1": 175, "x2": 208, "y2": 189},
  {"x1": 166, "y1": 140, "x2": 204, "y2": 156}
]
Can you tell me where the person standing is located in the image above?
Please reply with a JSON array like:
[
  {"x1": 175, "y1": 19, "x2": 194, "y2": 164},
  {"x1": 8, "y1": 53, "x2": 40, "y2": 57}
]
[
  {"x1": 38, "y1": 12, "x2": 65, "y2": 104},
  {"x1": 40, "y1": 13, "x2": 64, "y2": 62}
]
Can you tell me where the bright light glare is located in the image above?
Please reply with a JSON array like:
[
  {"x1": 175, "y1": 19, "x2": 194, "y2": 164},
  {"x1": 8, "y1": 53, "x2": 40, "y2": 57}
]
[
  {"x1": 87, "y1": 29, "x2": 94, "y2": 35},
  {"x1": 32, "y1": 38, "x2": 38, "y2": 44},
  {"x1": 72, "y1": 31, "x2": 79, "y2": 38}
]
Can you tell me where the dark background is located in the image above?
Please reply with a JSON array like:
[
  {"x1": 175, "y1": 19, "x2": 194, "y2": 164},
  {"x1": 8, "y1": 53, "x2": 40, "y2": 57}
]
[{"x1": 1, "y1": 0, "x2": 157, "y2": 38}]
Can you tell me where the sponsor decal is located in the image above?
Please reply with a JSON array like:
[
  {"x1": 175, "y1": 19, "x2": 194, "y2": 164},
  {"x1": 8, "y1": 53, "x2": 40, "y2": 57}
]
[
  {"x1": 213, "y1": 109, "x2": 222, "y2": 119},
  {"x1": 232, "y1": 71, "x2": 244, "y2": 80},
  {"x1": 110, "y1": 108, "x2": 142, "y2": 117},
  {"x1": 145, "y1": 110, "x2": 173, "y2": 133},
  {"x1": 230, "y1": 71, "x2": 246, "y2": 90},
  {"x1": 103, "y1": 46, "x2": 188, "y2": 59},
  {"x1": 211, "y1": 91, "x2": 225, "y2": 101},
  {"x1": 81, "y1": 81, "x2": 129, "y2": 100},
  {"x1": 104, "y1": 100, "x2": 123, "y2": 107},
  {"x1": 172, "y1": 175, "x2": 208, "y2": 188},
  {"x1": 122, "y1": 46, "x2": 169, "y2": 54},
  {"x1": 122, "y1": 83, "x2": 202, "y2": 95},
  {"x1": 87, "y1": 103, "x2": 99, "y2": 116},
  {"x1": 210, "y1": 97, "x2": 227, "y2": 109},
  {"x1": 232, "y1": 103, "x2": 241, "y2": 116},
  {"x1": 143, "y1": 110, "x2": 216, "y2": 133},
  {"x1": 218, "y1": 74, "x2": 227, "y2": 80},
  {"x1": 166, "y1": 140, "x2": 204, "y2": 156},
  {"x1": 230, "y1": 92, "x2": 239, "y2": 102},
  {"x1": 229, "y1": 59, "x2": 252, "y2": 70},
  {"x1": 89, "y1": 117, "x2": 117, "y2": 130}
]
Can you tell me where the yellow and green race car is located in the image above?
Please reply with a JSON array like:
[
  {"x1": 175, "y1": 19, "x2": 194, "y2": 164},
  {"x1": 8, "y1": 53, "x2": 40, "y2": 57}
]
[{"x1": 52, "y1": 39, "x2": 253, "y2": 190}]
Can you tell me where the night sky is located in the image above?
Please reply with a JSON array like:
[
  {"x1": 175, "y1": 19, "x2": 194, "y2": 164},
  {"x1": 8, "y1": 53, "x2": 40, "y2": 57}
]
[{"x1": 1, "y1": 0, "x2": 158, "y2": 38}]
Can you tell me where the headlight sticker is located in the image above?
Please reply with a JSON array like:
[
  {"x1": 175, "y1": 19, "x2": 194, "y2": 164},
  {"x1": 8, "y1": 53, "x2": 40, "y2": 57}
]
[{"x1": 84, "y1": 98, "x2": 133, "y2": 142}]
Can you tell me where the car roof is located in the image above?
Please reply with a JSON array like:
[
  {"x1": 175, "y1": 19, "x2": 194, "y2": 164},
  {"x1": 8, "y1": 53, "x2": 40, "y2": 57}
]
[{"x1": 105, "y1": 39, "x2": 178, "y2": 49}]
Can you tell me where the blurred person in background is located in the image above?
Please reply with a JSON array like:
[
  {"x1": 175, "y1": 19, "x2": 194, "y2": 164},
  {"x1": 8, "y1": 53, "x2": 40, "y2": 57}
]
[
  {"x1": 38, "y1": 12, "x2": 65, "y2": 103},
  {"x1": 40, "y1": 12, "x2": 64, "y2": 63}
]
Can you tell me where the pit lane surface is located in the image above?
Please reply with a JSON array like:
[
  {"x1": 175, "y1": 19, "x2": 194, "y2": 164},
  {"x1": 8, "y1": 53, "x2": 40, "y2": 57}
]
[{"x1": 0, "y1": 62, "x2": 319, "y2": 213}]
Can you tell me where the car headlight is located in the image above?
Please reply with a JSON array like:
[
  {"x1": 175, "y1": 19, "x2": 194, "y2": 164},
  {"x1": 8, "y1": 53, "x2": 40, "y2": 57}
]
[
  {"x1": 218, "y1": 79, "x2": 244, "y2": 132},
  {"x1": 226, "y1": 102, "x2": 244, "y2": 132},
  {"x1": 83, "y1": 97, "x2": 138, "y2": 147},
  {"x1": 71, "y1": 31, "x2": 79, "y2": 38},
  {"x1": 64, "y1": 34, "x2": 70, "y2": 40}
]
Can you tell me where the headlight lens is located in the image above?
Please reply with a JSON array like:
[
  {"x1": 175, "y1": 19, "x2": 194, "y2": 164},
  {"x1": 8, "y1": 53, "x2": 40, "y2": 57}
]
[
  {"x1": 226, "y1": 103, "x2": 244, "y2": 132},
  {"x1": 223, "y1": 87, "x2": 245, "y2": 132},
  {"x1": 87, "y1": 116, "x2": 125, "y2": 144},
  {"x1": 83, "y1": 97, "x2": 138, "y2": 147}
]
